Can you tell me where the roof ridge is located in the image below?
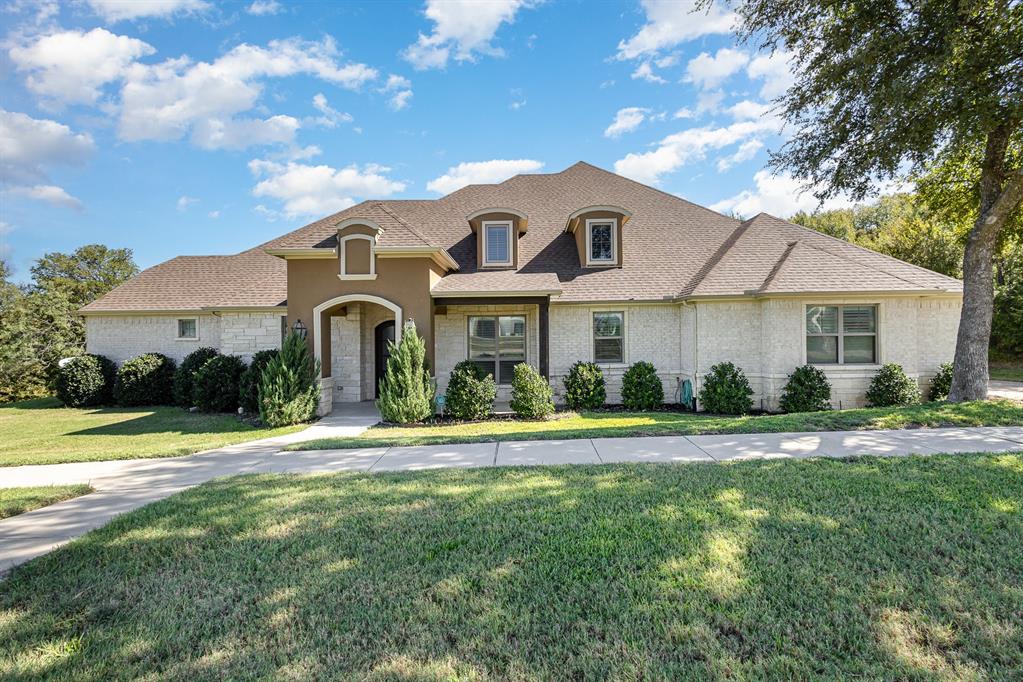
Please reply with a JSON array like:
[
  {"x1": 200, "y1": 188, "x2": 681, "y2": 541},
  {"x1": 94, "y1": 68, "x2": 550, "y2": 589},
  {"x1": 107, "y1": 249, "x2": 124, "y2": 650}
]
[
  {"x1": 375, "y1": 201, "x2": 433, "y2": 246},
  {"x1": 756, "y1": 240, "x2": 799, "y2": 293},
  {"x1": 680, "y1": 217, "x2": 754, "y2": 296},
  {"x1": 795, "y1": 239, "x2": 946, "y2": 289}
]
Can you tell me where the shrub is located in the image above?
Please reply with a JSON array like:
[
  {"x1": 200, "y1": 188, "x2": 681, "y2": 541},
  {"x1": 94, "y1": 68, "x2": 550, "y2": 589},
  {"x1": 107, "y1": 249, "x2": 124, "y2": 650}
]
[
  {"x1": 699, "y1": 362, "x2": 754, "y2": 415},
  {"x1": 259, "y1": 332, "x2": 321, "y2": 427},
  {"x1": 865, "y1": 363, "x2": 921, "y2": 407},
  {"x1": 510, "y1": 363, "x2": 554, "y2": 419},
  {"x1": 928, "y1": 362, "x2": 954, "y2": 402},
  {"x1": 113, "y1": 353, "x2": 176, "y2": 406},
  {"x1": 376, "y1": 321, "x2": 434, "y2": 424},
  {"x1": 445, "y1": 360, "x2": 497, "y2": 421},
  {"x1": 992, "y1": 280, "x2": 1023, "y2": 357},
  {"x1": 621, "y1": 361, "x2": 664, "y2": 410},
  {"x1": 779, "y1": 365, "x2": 832, "y2": 413},
  {"x1": 563, "y1": 361, "x2": 606, "y2": 410},
  {"x1": 54, "y1": 354, "x2": 115, "y2": 407},
  {"x1": 193, "y1": 354, "x2": 247, "y2": 412},
  {"x1": 173, "y1": 347, "x2": 219, "y2": 406},
  {"x1": 239, "y1": 349, "x2": 278, "y2": 413}
]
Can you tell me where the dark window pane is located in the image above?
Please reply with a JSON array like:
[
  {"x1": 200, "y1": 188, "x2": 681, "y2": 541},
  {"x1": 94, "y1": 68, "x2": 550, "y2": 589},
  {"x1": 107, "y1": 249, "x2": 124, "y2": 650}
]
[
  {"x1": 590, "y1": 224, "x2": 613, "y2": 261},
  {"x1": 593, "y1": 312, "x2": 623, "y2": 337},
  {"x1": 594, "y1": 337, "x2": 623, "y2": 363},
  {"x1": 807, "y1": 336, "x2": 838, "y2": 363},
  {"x1": 843, "y1": 335, "x2": 876, "y2": 363},
  {"x1": 806, "y1": 306, "x2": 838, "y2": 334},
  {"x1": 843, "y1": 306, "x2": 876, "y2": 333},
  {"x1": 178, "y1": 319, "x2": 196, "y2": 338},
  {"x1": 485, "y1": 225, "x2": 509, "y2": 263},
  {"x1": 499, "y1": 360, "x2": 519, "y2": 384},
  {"x1": 472, "y1": 361, "x2": 496, "y2": 381},
  {"x1": 469, "y1": 317, "x2": 496, "y2": 359}
]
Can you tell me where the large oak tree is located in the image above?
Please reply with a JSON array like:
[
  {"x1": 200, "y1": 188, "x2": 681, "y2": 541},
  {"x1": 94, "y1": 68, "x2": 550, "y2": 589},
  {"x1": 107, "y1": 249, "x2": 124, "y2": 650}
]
[{"x1": 719, "y1": 0, "x2": 1022, "y2": 400}]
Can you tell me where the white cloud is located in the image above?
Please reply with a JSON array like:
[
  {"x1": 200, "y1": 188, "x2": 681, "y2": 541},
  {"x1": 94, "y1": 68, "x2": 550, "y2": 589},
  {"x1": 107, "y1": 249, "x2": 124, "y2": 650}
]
[
  {"x1": 85, "y1": 0, "x2": 209, "y2": 21},
  {"x1": 696, "y1": 90, "x2": 725, "y2": 115},
  {"x1": 631, "y1": 61, "x2": 666, "y2": 84},
  {"x1": 118, "y1": 37, "x2": 376, "y2": 148},
  {"x1": 247, "y1": 0, "x2": 282, "y2": 15},
  {"x1": 614, "y1": 117, "x2": 781, "y2": 185},
  {"x1": 249, "y1": 159, "x2": 406, "y2": 218},
  {"x1": 617, "y1": 0, "x2": 735, "y2": 60},
  {"x1": 710, "y1": 170, "x2": 856, "y2": 217},
  {"x1": 9, "y1": 28, "x2": 155, "y2": 107},
  {"x1": 727, "y1": 100, "x2": 771, "y2": 121},
  {"x1": 684, "y1": 48, "x2": 749, "y2": 90},
  {"x1": 747, "y1": 51, "x2": 794, "y2": 100},
  {"x1": 604, "y1": 107, "x2": 649, "y2": 138},
  {"x1": 8, "y1": 184, "x2": 83, "y2": 210},
  {"x1": 310, "y1": 93, "x2": 354, "y2": 128},
  {"x1": 426, "y1": 159, "x2": 543, "y2": 194},
  {"x1": 716, "y1": 139, "x2": 763, "y2": 172},
  {"x1": 403, "y1": 0, "x2": 531, "y2": 70},
  {"x1": 673, "y1": 107, "x2": 694, "y2": 119},
  {"x1": 207, "y1": 210, "x2": 220, "y2": 218},
  {"x1": 380, "y1": 74, "x2": 413, "y2": 110},
  {"x1": 176, "y1": 195, "x2": 198, "y2": 211}
]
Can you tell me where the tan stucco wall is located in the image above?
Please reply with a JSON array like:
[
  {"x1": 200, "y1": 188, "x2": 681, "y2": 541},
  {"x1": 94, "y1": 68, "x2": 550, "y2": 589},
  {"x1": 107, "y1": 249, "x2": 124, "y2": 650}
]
[{"x1": 343, "y1": 238, "x2": 372, "y2": 275}]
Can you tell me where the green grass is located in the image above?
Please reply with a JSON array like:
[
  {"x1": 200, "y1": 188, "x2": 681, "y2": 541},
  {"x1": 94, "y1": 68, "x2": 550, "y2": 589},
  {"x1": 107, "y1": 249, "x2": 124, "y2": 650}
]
[
  {"x1": 291, "y1": 399, "x2": 1023, "y2": 451},
  {"x1": 0, "y1": 398, "x2": 305, "y2": 467},
  {"x1": 2, "y1": 455, "x2": 1020, "y2": 679},
  {"x1": 0, "y1": 485, "x2": 93, "y2": 520},
  {"x1": 989, "y1": 359, "x2": 1023, "y2": 382}
]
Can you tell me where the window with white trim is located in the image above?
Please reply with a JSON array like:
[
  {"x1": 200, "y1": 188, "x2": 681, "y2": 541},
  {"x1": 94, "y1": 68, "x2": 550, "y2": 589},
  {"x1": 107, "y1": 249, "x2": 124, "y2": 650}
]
[
  {"x1": 806, "y1": 305, "x2": 877, "y2": 364},
  {"x1": 177, "y1": 318, "x2": 197, "y2": 340},
  {"x1": 468, "y1": 315, "x2": 525, "y2": 384},
  {"x1": 593, "y1": 311, "x2": 624, "y2": 363},
  {"x1": 586, "y1": 218, "x2": 616, "y2": 265},
  {"x1": 482, "y1": 221, "x2": 512, "y2": 266}
]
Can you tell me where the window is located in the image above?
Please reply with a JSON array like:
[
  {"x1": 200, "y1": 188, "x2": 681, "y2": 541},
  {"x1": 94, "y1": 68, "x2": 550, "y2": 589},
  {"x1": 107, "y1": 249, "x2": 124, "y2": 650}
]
[
  {"x1": 593, "y1": 311, "x2": 624, "y2": 363},
  {"x1": 586, "y1": 218, "x2": 617, "y2": 265},
  {"x1": 806, "y1": 305, "x2": 877, "y2": 364},
  {"x1": 468, "y1": 315, "x2": 525, "y2": 383},
  {"x1": 177, "y1": 318, "x2": 197, "y2": 340},
  {"x1": 482, "y1": 221, "x2": 512, "y2": 266}
]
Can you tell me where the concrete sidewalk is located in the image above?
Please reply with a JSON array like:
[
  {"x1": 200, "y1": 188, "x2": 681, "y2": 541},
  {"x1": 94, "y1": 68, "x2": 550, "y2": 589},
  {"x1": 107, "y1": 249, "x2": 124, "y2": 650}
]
[{"x1": 4, "y1": 424, "x2": 1023, "y2": 574}]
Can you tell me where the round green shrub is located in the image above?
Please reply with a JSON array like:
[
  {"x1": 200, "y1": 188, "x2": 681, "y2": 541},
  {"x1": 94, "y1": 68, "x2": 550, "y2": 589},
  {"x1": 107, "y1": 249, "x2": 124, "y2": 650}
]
[
  {"x1": 865, "y1": 363, "x2": 921, "y2": 407},
  {"x1": 563, "y1": 361, "x2": 606, "y2": 410},
  {"x1": 239, "y1": 349, "x2": 278, "y2": 413},
  {"x1": 779, "y1": 365, "x2": 832, "y2": 413},
  {"x1": 55, "y1": 354, "x2": 115, "y2": 407},
  {"x1": 699, "y1": 362, "x2": 754, "y2": 415},
  {"x1": 444, "y1": 360, "x2": 496, "y2": 421},
  {"x1": 621, "y1": 361, "x2": 664, "y2": 410},
  {"x1": 193, "y1": 354, "x2": 247, "y2": 412},
  {"x1": 113, "y1": 353, "x2": 176, "y2": 406},
  {"x1": 928, "y1": 361, "x2": 954, "y2": 402},
  {"x1": 173, "y1": 347, "x2": 219, "y2": 406},
  {"x1": 509, "y1": 363, "x2": 554, "y2": 419}
]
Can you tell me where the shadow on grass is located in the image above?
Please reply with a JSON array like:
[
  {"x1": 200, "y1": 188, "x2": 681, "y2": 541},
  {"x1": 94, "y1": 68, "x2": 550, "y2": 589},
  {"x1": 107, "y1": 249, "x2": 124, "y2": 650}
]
[
  {"x1": 65, "y1": 407, "x2": 260, "y2": 438},
  {"x1": 1, "y1": 398, "x2": 61, "y2": 411},
  {"x1": 1, "y1": 454, "x2": 1020, "y2": 679}
]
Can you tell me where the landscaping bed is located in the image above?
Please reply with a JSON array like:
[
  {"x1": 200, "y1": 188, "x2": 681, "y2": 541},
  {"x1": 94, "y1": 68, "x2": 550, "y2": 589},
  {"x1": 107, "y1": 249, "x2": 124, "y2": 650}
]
[
  {"x1": 1, "y1": 454, "x2": 1020, "y2": 678},
  {"x1": 291, "y1": 399, "x2": 1023, "y2": 451}
]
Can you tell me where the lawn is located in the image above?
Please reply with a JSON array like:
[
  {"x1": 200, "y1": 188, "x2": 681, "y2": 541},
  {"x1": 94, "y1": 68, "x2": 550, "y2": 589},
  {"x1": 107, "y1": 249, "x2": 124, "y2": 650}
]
[
  {"x1": 1, "y1": 455, "x2": 1020, "y2": 679},
  {"x1": 0, "y1": 486, "x2": 92, "y2": 520},
  {"x1": 990, "y1": 359, "x2": 1023, "y2": 382},
  {"x1": 291, "y1": 399, "x2": 1023, "y2": 451},
  {"x1": 0, "y1": 398, "x2": 305, "y2": 467}
]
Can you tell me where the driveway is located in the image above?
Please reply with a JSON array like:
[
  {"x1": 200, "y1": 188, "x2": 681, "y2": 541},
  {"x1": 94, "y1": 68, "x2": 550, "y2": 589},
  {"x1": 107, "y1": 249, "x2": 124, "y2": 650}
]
[
  {"x1": 3, "y1": 423, "x2": 1023, "y2": 575},
  {"x1": 989, "y1": 379, "x2": 1023, "y2": 401}
]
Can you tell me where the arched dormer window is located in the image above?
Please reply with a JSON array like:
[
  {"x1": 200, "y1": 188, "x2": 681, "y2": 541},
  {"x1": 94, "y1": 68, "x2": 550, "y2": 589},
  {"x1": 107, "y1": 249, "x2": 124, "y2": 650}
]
[
  {"x1": 337, "y1": 218, "x2": 382, "y2": 280},
  {"x1": 565, "y1": 205, "x2": 632, "y2": 268},
  {"x1": 466, "y1": 208, "x2": 528, "y2": 269}
]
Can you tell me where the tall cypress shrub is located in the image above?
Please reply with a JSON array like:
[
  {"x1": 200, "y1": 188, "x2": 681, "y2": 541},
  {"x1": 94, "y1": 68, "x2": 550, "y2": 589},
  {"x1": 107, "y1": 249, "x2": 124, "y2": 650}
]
[
  {"x1": 258, "y1": 332, "x2": 320, "y2": 427},
  {"x1": 376, "y1": 320, "x2": 434, "y2": 424}
]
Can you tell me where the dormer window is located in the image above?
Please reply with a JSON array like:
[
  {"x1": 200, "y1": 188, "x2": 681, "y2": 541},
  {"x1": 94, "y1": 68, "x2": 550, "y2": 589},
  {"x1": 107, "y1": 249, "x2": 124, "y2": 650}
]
[
  {"x1": 586, "y1": 218, "x2": 617, "y2": 266},
  {"x1": 482, "y1": 220, "x2": 513, "y2": 267}
]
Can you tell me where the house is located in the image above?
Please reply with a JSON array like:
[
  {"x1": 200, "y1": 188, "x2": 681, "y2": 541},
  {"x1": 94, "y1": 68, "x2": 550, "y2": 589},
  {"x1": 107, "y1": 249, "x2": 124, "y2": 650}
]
[{"x1": 81, "y1": 162, "x2": 963, "y2": 413}]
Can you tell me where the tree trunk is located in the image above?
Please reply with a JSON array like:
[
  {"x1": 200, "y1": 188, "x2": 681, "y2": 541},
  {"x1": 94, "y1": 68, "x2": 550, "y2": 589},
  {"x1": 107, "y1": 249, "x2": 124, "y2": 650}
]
[{"x1": 948, "y1": 124, "x2": 1023, "y2": 402}]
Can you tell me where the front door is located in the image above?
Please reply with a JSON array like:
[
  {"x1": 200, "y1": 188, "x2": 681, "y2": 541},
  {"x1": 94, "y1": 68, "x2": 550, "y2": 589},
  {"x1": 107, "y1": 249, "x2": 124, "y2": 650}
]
[{"x1": 374, "y1": 320, "x2": 395, "y2": 398}]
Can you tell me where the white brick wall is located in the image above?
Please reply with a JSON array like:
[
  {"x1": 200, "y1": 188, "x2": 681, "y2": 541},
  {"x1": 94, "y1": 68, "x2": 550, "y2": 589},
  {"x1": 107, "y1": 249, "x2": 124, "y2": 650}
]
[{"x1": 84, "y1": 312, "x2": 283, "y2": 365}]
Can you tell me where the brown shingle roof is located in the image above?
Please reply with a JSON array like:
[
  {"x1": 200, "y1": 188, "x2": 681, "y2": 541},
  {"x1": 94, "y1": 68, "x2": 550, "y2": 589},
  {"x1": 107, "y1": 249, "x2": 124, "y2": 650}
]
[{"x1": 82, "y1": 162, "x2": 961, "y2": 312}]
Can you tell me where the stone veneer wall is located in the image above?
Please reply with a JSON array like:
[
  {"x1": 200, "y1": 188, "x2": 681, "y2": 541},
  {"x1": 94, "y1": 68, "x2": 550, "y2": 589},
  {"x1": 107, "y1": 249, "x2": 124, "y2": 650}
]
[{"x1": 85, "y1": 312, "x2": 284, "y2": 365}]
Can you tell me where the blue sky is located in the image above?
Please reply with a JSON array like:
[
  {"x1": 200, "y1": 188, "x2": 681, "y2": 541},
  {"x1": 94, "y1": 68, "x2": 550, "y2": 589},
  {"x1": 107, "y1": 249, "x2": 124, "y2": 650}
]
[{"x1": 1, "y1": 0, "x2": 848, "y2": 282}]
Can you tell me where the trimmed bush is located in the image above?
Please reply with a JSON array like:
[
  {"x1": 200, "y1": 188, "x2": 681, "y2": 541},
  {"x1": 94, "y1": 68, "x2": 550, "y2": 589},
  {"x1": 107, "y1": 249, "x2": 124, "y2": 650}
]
[
  {"x1": 510, "y1": 363, "x2": 554, "y2": 419},
  {"x1": 779, "y1": 365, "x2": 832, "y2": 413},
  {"x1": 376, "y1": 321, "x2": 434, "y2": 424},
  {"x1": 55, "y1": 354, "x2": 115, "y2": 407},
  {"x1": 621, "y1": 361, "x2": 664, "y2": 410},
  {"x1": 113, "y1": 353, "x2": 176, "y2": 406},
  {"x1": 563, "y1": 361, "x2": 606, "y2": 410},
  {"x1": 193, "y1": 354, "x2": 247, "y2": 412},
  {"x1": 173, "y1": 347, "x2": 219, "y2": 406},
  {"x1": 865, "y1": 363, "x2": 921, "y2": 407},
  {"x1": 445, "y1": 360, "x2": 497, "y2": 421},
  {"x1": 239, "y1": 349, "x2": 278, "y2": 413},
  {"x1": 699, "y1": 362, "x2": 754, "y2": 415},
  {"x1": 928, "y1": 361, "x2": 954, "y2": 402},
  {"x1": 259, "y1": 331, "x2": 321, "y2": 427}
]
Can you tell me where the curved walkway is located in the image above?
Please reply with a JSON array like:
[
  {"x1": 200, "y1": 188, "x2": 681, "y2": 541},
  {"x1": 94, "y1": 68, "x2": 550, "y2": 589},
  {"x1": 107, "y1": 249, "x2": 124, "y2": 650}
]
[{"x1": 3, "y1": 422, "x2": 1023, "y2": 575}]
